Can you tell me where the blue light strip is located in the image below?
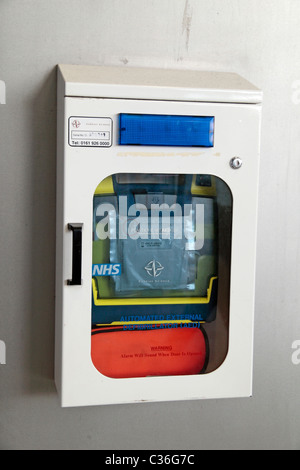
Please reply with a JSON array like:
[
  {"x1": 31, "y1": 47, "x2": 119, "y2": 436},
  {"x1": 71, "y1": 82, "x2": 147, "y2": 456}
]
[{"x1": 119, "y1": 114, "x2": 214, "y2": 147}]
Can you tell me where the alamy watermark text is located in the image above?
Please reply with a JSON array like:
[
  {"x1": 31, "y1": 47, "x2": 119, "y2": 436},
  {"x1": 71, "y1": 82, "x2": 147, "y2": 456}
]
[{"x1": 95, "y1": 198, "x2": 205, "y2": 250}]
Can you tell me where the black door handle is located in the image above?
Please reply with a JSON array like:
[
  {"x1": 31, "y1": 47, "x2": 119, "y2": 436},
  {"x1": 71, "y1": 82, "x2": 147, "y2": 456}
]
[{"x1": 67, "y1": 223, "x2": 83, "y2": 285}]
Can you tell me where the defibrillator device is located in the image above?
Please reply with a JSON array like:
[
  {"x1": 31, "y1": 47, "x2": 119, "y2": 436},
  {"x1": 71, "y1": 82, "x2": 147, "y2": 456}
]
[{"x1": 91, "y1": 166, "x2": 222, "y2": 377}]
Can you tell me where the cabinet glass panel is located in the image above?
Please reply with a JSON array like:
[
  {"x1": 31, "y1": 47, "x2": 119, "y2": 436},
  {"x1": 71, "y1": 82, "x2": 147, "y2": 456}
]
[{"x1": 91, "y1": 173, "x2": 232, "y2": 379}]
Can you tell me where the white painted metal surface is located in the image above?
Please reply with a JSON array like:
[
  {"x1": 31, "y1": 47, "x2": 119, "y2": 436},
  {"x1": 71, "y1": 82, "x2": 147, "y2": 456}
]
[{"x1": 58, "y1": 64, "x2": 263, "y2": 104}]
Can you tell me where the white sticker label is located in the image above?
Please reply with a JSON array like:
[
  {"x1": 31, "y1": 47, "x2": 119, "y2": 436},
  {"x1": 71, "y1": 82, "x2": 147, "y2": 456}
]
[{"x1": 69, "y1": 117, "x2": 112, "y2": 147}]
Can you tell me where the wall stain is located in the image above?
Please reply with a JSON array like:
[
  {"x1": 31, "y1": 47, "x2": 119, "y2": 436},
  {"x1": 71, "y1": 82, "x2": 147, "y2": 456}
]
[{"x1": 182, "y1": 0, "x2": 193, "y2": 51}]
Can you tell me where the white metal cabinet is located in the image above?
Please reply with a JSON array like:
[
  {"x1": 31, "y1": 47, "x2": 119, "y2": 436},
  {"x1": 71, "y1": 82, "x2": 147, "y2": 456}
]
[{"x1": 55, "y1": 64, "x2": 262, "y2": 407}]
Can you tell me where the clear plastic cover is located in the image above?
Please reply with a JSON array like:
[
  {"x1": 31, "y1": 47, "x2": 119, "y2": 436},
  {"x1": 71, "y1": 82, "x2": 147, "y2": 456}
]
[{"x1": 91, "y1": 173, "x2": 232, "y2": 378}]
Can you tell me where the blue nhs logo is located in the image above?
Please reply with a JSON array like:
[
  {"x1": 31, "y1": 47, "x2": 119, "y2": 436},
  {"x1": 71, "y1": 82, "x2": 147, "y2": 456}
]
[{"x1": 92, "y1": 263, "x2": 121, "y2": 276}]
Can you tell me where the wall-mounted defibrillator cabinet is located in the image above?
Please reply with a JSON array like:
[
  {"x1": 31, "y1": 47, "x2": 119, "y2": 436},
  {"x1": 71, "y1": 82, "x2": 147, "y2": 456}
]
[{"x1": 55, "y1": 64, "x2": 262, "y2": 407}]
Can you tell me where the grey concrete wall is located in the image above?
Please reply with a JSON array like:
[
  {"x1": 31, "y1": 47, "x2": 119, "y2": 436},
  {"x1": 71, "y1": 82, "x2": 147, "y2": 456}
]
[{"x1": 0, "y1": 0, "x2": 300, "y2": 450}]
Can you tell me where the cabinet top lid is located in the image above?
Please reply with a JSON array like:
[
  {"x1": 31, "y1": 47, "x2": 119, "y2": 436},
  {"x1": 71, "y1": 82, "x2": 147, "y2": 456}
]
[{"x1": 58, "y1": 64, "x2": 262, "y2": 104}]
